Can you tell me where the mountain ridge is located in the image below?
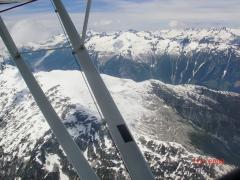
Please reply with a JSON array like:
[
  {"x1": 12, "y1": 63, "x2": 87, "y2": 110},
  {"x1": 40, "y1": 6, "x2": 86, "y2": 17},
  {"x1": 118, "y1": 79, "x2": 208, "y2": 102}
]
[
  {"x1": 0, "y1": 65, "x2": 239, "y2": 179},
  {"x1": 1, "y1": 28, "x2": 240, "y2": 93}
]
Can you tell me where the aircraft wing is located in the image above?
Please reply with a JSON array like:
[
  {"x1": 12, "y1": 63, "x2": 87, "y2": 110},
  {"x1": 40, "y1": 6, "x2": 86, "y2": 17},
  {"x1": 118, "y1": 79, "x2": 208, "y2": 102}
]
[{"x1": 0, "y1": 0, "x2": 32, "y2": 4}]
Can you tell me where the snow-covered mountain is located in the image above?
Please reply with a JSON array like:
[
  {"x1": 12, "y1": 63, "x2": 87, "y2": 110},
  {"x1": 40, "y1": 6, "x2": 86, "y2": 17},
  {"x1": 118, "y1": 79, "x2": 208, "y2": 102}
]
[
  {"x1": 1, "y1": 28, "x2": 240, "y2": 93},
  {"x1": 0, "y1": 65, "x2": 239, "y2": 179}
]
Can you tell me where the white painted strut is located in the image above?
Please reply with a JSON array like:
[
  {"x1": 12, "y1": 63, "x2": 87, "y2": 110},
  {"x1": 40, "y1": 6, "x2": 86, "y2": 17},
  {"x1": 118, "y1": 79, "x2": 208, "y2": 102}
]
[
  {"x1": 52, "y1": 0, "x2": 155, "y2": 179},
  {"x1": 81, "y1": 0, "x2": 91, "y2": 44},
  {"x1": 0, "y1": 16, "x2": 99, "y2": 180}
]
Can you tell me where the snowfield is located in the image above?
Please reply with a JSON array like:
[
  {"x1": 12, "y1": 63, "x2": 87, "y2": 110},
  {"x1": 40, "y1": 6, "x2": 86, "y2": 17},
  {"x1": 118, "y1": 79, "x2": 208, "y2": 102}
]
[{"x1": 0, "y1": 65, "x2": 239, "y2": 179}]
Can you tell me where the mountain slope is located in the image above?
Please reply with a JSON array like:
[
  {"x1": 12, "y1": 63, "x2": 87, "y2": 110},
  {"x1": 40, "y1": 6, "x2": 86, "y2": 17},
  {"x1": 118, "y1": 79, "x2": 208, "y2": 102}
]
[
  {"x1": 0, "y1": 65, "x2": 238, "y2": 179},
  {"x1": 1, "y1": 28, "x2": 239, "y2": 93}
]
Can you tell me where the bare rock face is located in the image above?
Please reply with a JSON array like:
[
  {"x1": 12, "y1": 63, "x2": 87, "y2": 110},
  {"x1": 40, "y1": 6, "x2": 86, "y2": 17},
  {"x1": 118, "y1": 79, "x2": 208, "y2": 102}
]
[
  {"x1": 0, "y1": 66, "x2": 238, "y2": 179},
  {"x1": 2, "y1": 28, "x2": 239, "y2": 93}
]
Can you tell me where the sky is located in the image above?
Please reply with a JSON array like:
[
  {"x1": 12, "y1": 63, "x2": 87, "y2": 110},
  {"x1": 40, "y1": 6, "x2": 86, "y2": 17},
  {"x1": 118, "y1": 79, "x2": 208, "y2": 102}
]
[{"x1": 0, "y1": 0, "x2": 240, "y2": 45}]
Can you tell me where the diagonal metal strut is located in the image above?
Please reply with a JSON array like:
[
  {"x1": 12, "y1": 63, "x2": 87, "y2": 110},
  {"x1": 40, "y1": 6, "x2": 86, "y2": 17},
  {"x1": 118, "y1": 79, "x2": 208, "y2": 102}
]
[
  {"x1": 81, "y1": 0, "x2": 91, "y2": 44},
  {"x1": 52, "y1": 0, "x2": 155, "y2": 179},
  {"x1": 0, "y1": 16, "x2": 99, "y2": 180}
]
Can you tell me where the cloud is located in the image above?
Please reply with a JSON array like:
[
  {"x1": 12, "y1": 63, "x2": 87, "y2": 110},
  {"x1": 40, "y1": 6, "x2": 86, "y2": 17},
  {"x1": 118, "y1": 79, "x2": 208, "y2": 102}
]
[
  {"x1": 168, "y1": 20, "x2": 185, "y2": 28},
  {"x1": 93, "y1": 19, "x2": 113, "y2": 26},
  {"x1": 0, "y1": 0, "x2": 240, "y2": 48},
  {"x1": 9, "y1": 19, "x2": 57, "y2": 45},
  {"x1": 0, "y1": 11, "x2": 63, "y2": 46}
]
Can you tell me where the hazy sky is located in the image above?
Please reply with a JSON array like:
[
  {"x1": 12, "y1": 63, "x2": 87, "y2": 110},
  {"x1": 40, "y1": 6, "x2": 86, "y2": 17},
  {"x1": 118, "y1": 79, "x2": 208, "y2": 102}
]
[{"x1": 0, "y1": 0, "x2": 239, "y2": 45}]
